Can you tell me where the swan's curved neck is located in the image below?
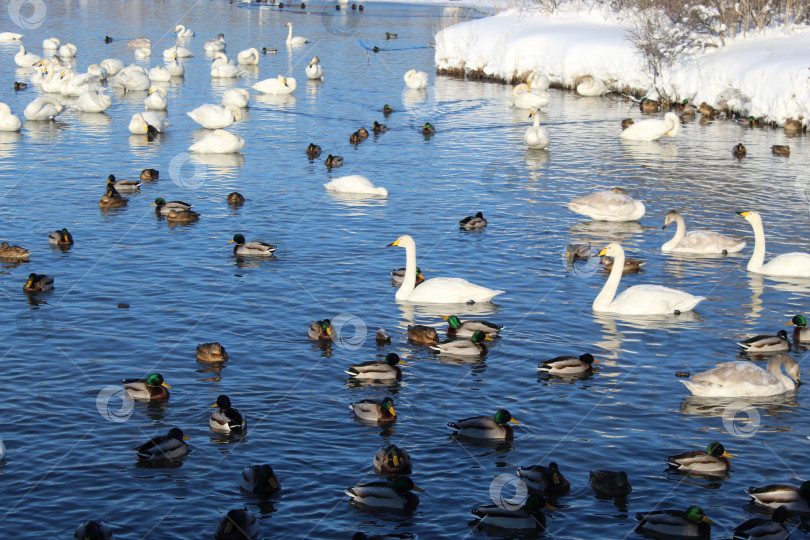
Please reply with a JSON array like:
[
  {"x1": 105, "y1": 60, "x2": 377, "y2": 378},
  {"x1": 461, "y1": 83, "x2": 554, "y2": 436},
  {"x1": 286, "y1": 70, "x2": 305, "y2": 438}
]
[
  {"x1": 533, "y1": 114, "x2": 540, "y2": 130},
  {"x1": 766, "y1": 357, "x2": 795, "y2": 388},
  {"x1": 666, "y1": 114, "x2": 680, "y2": 136},
  {"x1": 662, "y1": 214, "x2": 686, "y2": 250},
  {"x1": 593, "y1": 249, "x2": 624, "y2": 310},
  {"x1": 395, "y1": 241, "x2": 418, "y2": 300},
  {"x1": 747, "y1": 216, "x2": 766, "y2": 272},
  {"x1": 286, "y1": 25, "x2": 293, "y2": 42}
]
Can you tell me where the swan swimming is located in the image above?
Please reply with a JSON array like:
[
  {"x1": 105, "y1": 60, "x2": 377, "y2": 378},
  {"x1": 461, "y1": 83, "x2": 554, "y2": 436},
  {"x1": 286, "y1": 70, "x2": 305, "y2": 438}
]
[
  {"x1": 144, "y1": 86, "x2": 168, "y2": 110},
  {"x1": 237, "y1": 48, "x2": 259, "y2": 65},
  {"x1": 621, "y1": 112, "x2": 680, "y2": 141},
  {"x1": 14, "y1": 45, "x2": 41, "y2": 67},
  {"x1": 0, "y1": 103, "x2": 23, "y2": 131},
  {"x1": 738, "y1": 211, "x2": 810, "y2": 277},
  {"x1": 323, "y1": 175, "x2": 387, "y2": 196},
  {"x1": 72, "y1": 90, "x2": 111, "y2": 113},
  {"x1": 285, "y1": 22, "x2": 309, "y2": 45},
  {"x1": 174, "y1": 25, "x2": 194, "y2": 37},
  {"x1": 222, "y1": 88, "x2": 249, "y2": 108},
  {"x1": 681, "y1": 353, "x2": 800, "y2": 397},
  {"x1": 306, "y1": 56, "x2": 324, "y2": 80},
  {"x1": 662, "y1": 210, "x2": 746, "y2": 254},
  {"x1": 576, "y1": 76, "x2": 607, "y2": 96},
  {"x1": 129, "y1": 112, "x2": 169, "y2": 134},
  {"x1": 404, "y1": 69, "x2": 428, "y2": 90},
  {"x1": 512, "y1": 83, "x2": 550, "y2": 109},
  {"x1": 568, "y1": 187, "x2": 645, "y2": 222},
  {"x1": 523, "y1": 109, "x2": 549, "y2": 149},
  {"x1": 187, "y1": 104, "x2": 242, "y2": 129},
  {"x1": 24, "y1": 96, "x2": 63, "y2": 121},
  {"x1": 189, "y1": 129, "x2": 245, "y2": 153},
  {"x1": 252, "y1": 75, "x2": 296, "y2": 95}
]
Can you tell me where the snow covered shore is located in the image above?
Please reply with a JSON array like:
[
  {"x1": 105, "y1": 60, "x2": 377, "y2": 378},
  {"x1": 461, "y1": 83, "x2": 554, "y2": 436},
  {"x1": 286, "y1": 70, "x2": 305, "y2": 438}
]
[{"x1": 434, "y1": 6, "x2": 810, "y2": 126}]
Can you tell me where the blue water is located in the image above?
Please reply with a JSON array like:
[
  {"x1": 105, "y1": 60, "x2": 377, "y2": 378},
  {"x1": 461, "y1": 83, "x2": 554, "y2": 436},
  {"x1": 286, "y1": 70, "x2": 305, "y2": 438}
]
[{"x1": 1, "y1": 1, "x2": 810, "y2": 538}]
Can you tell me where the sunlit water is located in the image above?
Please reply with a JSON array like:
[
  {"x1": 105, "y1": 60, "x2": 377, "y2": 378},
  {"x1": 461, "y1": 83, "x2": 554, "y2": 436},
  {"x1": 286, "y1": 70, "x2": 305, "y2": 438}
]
[{"x1": 1, "y1": 1, "x2": 810, "y2": 538}]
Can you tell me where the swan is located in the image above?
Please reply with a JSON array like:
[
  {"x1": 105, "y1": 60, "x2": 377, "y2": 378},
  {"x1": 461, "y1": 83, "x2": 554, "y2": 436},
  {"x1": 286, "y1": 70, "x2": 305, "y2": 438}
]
[
  {"x1": 23, "y1": 96, "x2": 63, "y2": 120},
  {"x1": 59, "y1": 71, "x2": 102, "y2": 96},
  {"x1": 0, "y1": 103, "x2": 23, "y2": 131},
  {"x1": 58, "y1": 43, "x2": 77, "y2": 58},
  {"x1": 163, "y1": 44, "x2": 193, "y2": 59},
  {"x1": 0, "y1": 32, "x2": 23, "y2": 41},
  {"x1": 661, "y1": 210, "x2": 746, "y2": 254},
  {"x1": 306, "y1": 56, "x2": 324, "y2": 80},
  {"x1": 15, "y1": 45, "x2": 41, "y2": 67},
  {"x1": 128, "y1": 37, "x2": 151, "y2": 49},
  {"x1": 210, "y1": 53, "x2": 241, "y2": 78},
  {"x1": 237, "y1": 48, "x2": 259, "y2": 65},
  {"x1": 204, "y1": 33, "x2": 226, "y2": 52},
  {"x1": 187, "y1": 104, "x2": 242, "y2": 129},
  {"x1": 42, "y1": 37, "x2": 60, "y2": 50},
  {"x1": 621, "y1": 112, "x2": 680, "y2": 141},
  {"x1": 40, "y1": 67, "x2": 65, "y2": 93},
  {"x1": 128, "y1": 112, "x2": 169, "y2": 134},
  {"x1": 523, "y1": 108, "x2": 549, "y2": 149},
  {"x1": 738, "y1": 211, "x2": 810, "y2": 277},
  {"x1": 252, "y1": 75, "x2": 296, "y2": 94},
  {"x1": 527, "y1": 71, "x2": 550, "y2": 90},
  {"x1": 110, "y1": 66, "x2": 151, "y2": 91},
  {"x1": 144, "y1": 86, "x2": 168, "y2": 110},
  {"x1": 404, "y1": 69, "x2": 428, "y2": 90},
  {"x1": 189, "y1": 129, "x2": 245, "y2": 153},
  {"x1": 72, "y1": 90, "x2": 111, "y2": 112},
  {"x1": 593, "y1": 242, "x2": 705, "y2": 314},
  {"x1": 568, "y1": 187, "x2": 645, "y2": 221},
  {"x1": 285, "y1": 22, "x2": 309, "y2": 45},
  {"x1": 576, "y1": 76, "x2": 607, "y2": 96},
  {"x1": 86, "y1": 64, "x2": 108, "y2": 81},
  {"x1": 323, "y1": 175, "x2": 387, "y2": 196},
  {"x1": 165, "y1": 59, "x2": 184, "y2": 77},
  {"x1": 388, "y1": 234, "x2": 505, "y2": 303},
  {"x1": 512, "y1": 83, "x2": 550, "y2": 109},
  {"x1": 101, "y1": 58, "x2": 124, "y2": 76},
  {"x1": 148, "y1": 65, "x2": 172, "y2": 82},
  {"x1": 174, "y1": 24, "x2": 194, "y2": 37},
  {"x1": 134, "y1": 47, "x2": 151, "y2": 59},
  {"x1": 222, "y1": 88, "x2": 249, "y2": 108},
  {"x1": 681, "y1": 353, "x2": 800, "y2": 397}
]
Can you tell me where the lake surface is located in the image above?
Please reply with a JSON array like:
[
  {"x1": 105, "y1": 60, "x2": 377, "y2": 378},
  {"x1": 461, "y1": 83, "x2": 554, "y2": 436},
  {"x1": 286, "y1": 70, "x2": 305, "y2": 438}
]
[{"x1": 1, "y1": 1, "x2": 810, "y2": 538}]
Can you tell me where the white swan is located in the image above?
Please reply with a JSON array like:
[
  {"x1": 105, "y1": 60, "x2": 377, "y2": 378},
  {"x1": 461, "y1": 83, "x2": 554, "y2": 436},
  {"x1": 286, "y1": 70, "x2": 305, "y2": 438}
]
[
  {"x1": 129, "y1": 112, "x2": 169, "y2": 134},
  {"x1": 306, "y1": 56, "x2": 324, "y2": 80},
  {"x1": 285, "y1": 22, "x2": 309, "y2": 45},
  {"x1": 222, "y1": 88, "x2": 249, "y2": 108},
  {"x1": 681, "y1": 353, "x2": 800, "y2": 397},
  {"x1": 165, "y1": 59, "x2": 184, "y2": 77},
  {"x1": 42, "y1": 37, "x2": 60, "y2": 50},
  {"x1": 576, "y1": 76, "x2": 607, "y2": 96},
  {"x1": 187, "y1": 104, "x2": 242, "y2": 129},
  {"x1": 144, "y1": 86, "x2": 168, "y2": 110},
  {"x1": 661, "y1": 210, "x2": 746, "y2": 254},
  {"x1": 163, "y1": 44, "x2": 193, "y2": 59},
  {"x1": 58, "y1": 43, "x2": 77, "y2": 58},
  {"x1": 237, "y1": 48, "x2": 259, "y2": 65},
  {"x1": 204, "y1": 33, "x2": 226, "y2": 52},
  {"x1": 568, "y1": 187, "x2": 645, "y2": 222},
  {"x1": 134, "y1": 47, "x2": 151, "y2": 59},
  {"x1": 210, "y1": 53, "x2": 241, "y2": 78},
  {"x1": 60, "y1": 71, "x2": 102, "y2": 96},
  {"x1": 523, "y1": 109, "x2": 549, "y2": 149},
  {"x1": 40, "y1": 67, "x2": 65, "y2": 93},
  {"x1": 174, "y1": 24, "x2": 194, "y2": 37},
  {"x1": 593, "y1": 242, "x2": 705, "y2": 314},
  {"x1": 527, "y1": 71, "x2": 550, "y2": 90},
  {"x1": 189, "y1": 129, "x2": 244, "y2": 153},
  {"x1": 738, "y1": 211, "x2": 810, "y2": 277},
  {"x1": 511, "y1": 83, "x2": 550, "y2": 109},
  {"x1": 404, "y1": 69, "x2": 428, "y2": 90},
  {"x1": 148, "y1": 65, "x2": 172, "y2": 82},
  {"x1": 24, "y1": 96, "x2": 63, "y2": 121},
  {"x1": 86, "y1": 64, "x2": 108, "y2": 81},
  {"x1": 388, "y1": 234, "x2": 505, "y2": 304},
  {"x1": 14, "y1": 45, "x2": 41, "y2": 67},
  {"x1": 0, "y1": 103, "x2": 23, "y2": 131},
  {"x1": 0, "y1": 32, "x2": 23, "y2": 41},
  {"x1": 101, "y1": 58, "x2": 124, "y2": 76},
  {"x1": 621, "y1": 112, "x2": 680, "y2": 141},
  {"x1": 323, "y1": 175, "x2": 387, "y2": 196},
  {"x1": 110, "y1": 66, "x2": 151, "y2": 91},
  {"x1": 72, "y1": 90, "x2": 111, "y2": 112},
  {"x1": 252, "y1": 75, "x2": 296, "y2": 95}
]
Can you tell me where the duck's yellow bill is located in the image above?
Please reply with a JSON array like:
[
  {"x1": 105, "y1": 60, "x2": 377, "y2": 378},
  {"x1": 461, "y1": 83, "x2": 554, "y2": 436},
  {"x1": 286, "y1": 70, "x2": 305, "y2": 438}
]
[
  {"x1": 702, "y1": 516, "x2": 713, "y2": 524},
  {"x1": 228, "y1": 239, "x2": 235, "y2": 243},
  {"x1": 392, "y1": 454, "x2": 399, "y2": 467},
  {"x1": 723, "y1": 451, "x2": 733, "y2": 459},
  {"x1": 412, "y1": 485, "x2": 425, "y2": 492},
  {"x1": 162, "y1": 382, "x2": 172, "y2": 389},
  {"x1": 509, "y1": 418, "x2": 520, "y2": 424},
  {"x1": 210, "y1": 402, "x2": 218, "y2": 408},
  {"x1": 440, "y1": 315, "x2": 450, "y2": 321},
  {"x1": 388, "y1": 406, "x2": 396, "y2": 416},
  {"x1": 182, "y1": 435, "x2": 190, "y2": 440},
  {"x1": 787, "y1": 320, "x2": 795, "y2": 325}
]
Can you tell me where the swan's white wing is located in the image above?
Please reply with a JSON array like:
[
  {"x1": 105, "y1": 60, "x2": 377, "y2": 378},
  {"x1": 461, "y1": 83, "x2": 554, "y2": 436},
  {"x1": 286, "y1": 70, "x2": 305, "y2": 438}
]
[
  {"x1": 402, "y1": 277, "x2": 503, "y2": 304},
  {"x1": 675, "y1": 230, "x2": 746, "y2": 253},
  {"x1": 568, "y1": 190, "x2": 645, "y2": 221},
  {"x1": 609, "y1": 285, "x2": 704, "y2": 315},
  {"x1": 760, "y1": 252, "x2": 810, "y2": 277}
]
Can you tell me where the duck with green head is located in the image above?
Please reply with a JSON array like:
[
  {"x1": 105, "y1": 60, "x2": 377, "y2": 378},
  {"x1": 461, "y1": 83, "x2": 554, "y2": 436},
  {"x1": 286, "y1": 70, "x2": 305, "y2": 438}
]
[
  {"x1": 372, "y1": 121, "x2": 386, "y2": 133},
  {"x1": 539, "y1": 353, "x2": 598, "y2": 375},
  {"x1": 471, "y1": 493, "x2": 555, "y2": 530},
  {"x1": 122, "y1": 372, "x2": 171, "y2": 400},
  {"x1": 459, "y1": 211, "x2": 487, "y2": 230},
  {"x1": 346, "y1": 476, "x2": 421, "y2": 511},
  {"x1": 667, "y1": 441, "x2": 732, "y2": 476},
  {"x1": 636, "y1": 506, "x2": 711, "y2": 538},
  {"x1": 214, "y1": 508, "x2": 258, "y2": 540},
  {"x1": 308, "y1": 319, "x2": 332, "y2": 340},
  {"x1": 733, "y1": 143, "x2": 746, "y2": 159},
  {"x1": 448, "y1": 408, "x2": 518, "y2": 439},
  {"x1": 346, "y1": 353, "x2": 404, "y2": 381},
  {"x1": 441, "y1": 315, "x2": 502, "y2": 338},
  {"x1": 135, "y1": 427, "x2": 189, "y2": 461},
  {"x1": 210, "y1": 394, "x2": 246, "y2": 433},
  {"x1": 48, "y1": 228, "x2": 73, "y2": 246},
  {"x1": 350, "y1": 396, "x2": 396, "y2": 423},
  {"x1": 382, "y1": 104, "x2": 393, "y2": 116},
  {"x1": 517, "y1": 461, "x2": 570, "y2": 496},
  {"x1": 422, "y1": 122, "x2": 435, "y2": 135},
  {"x1": 738, "y1": 329, "x2": 790, "y2": 353},
  {"x1": 373, "y1": 443, "x2": 412, "y2": 475},
  {"x1": 23, "y1": 272, "x2": 53, "y2": 292},
  {"x1": 430, "y1": 330, "x2": 491, "y2": 356},
  {"x1": 240, "y1": 464, "x2": 281, "y2": 495},
  {"x1": 152, "y1": 197, "x2": 192, "y2": 215},
  {"x1": 787, "y1": 314, "x2": 810, "y2": 342},
  {"x1": 229, "y1": 233, "x2": 277, "y2": 256},
  {"x1": 391, "y1": 266, "x2": 425, "y2": 286},
  {"x1": 106, "y1": 173, "x2": 142, "y2": 192}
]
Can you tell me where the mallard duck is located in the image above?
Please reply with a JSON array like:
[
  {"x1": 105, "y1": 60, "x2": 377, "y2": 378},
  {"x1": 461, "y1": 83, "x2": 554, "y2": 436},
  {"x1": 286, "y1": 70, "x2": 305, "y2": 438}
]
[
  {"x1": 214, "y1": 508, "x2": 258, "y2": 540},
  {"x1": 23, "y1": 273, "x2": 54, "y2": 292},
  {"x1": 566, "y1": 243, "x2": 592, "y2": 261},
  {"x1": 680, "y1": 99, "x2": 697, "y2": 115},
  {"x1": 306, "y1": 143, "x2": 321, "y2": 158},
  {"x1": 210, "y1": 395, "x2": 246, "y2": 433},
  {"x1": 135, "y1": 427, "x2": 189, "y2": 461},
  {"x1": 48, "y1": 228, "x2": 73, "y2": 246},
  {"x1": 784, "y1": 119, "x2": 803, "y2": 134},
  {"x1": 738, "y1": 330, "x2": 790, "y2": 353},
  {"x1": 346, "y1": 353, "x2": 403, "y2": 380},
  {"x1": 227, "y1": 192, "x2": 245, "y2": 206},
  {"x1": 407, "y1": 324, "x2": 438, "y2": 345},
  {"x1": 589, "y1": 470, "x2": 632, "y2": 496},
  {"x1": 349, "y1": 131, "x2": 363, "y2": 145},
  {"x1": 14, "y1": 81, "x2": 27, "y2": 91},
  {"x1": 441, "y1": 315, "x2": 501, "y2": 338},
  {"x1": 459, "y1": 211, "x2": 487, "y2": 230},
  {"x1": 240, "y1": 464, "x2": 281, "y2": 495},
  {"x1": 636, "y1": 506, "x2": 711, "y2": 538},
  {"x1": 73, "y1": 520, "x2": 113, "y2": 540},
  {"x1": 99, "y1": 185, "x2": 127, "y2": 208},
  {"x1": 748, "y1": 481, "x2": 810, "y2": 512},
  {"x1": 699, "y1": 102, "x2": 716, "y2": 116},
  {"x1": 140, "y1": 168, "x2": 159, "y2": 181},
  {"x1": 166, "y1": 209, "x2": 200, "y2": 223},
  {"x1": 602, "y1": 254, "x2": 645, "y2": 273},
  {"x1": 106, "y1": 174, "x2": 141, "y2": 192},
  {"x1": 229, "y1": 234, "x2": 277, "y2": 256},
  {"x1": 122, "y1": 372, "x2": 171, "y2": 400},
  {"x1": 639, "y1": 97, "x2": 660, "y2": 112},
  {"x1": 325, "y1": 154, "x2": 343, "y2": 169},
  {"x1": 421, "y1": 122, "x2": 435, "y2": 135},
  {"x1": 372, "y1": 121, "x2": 386, "y2": 133},
  {"x1": 346, "y1": 476, "x2": 420, "y2": 510},
  {"x1": 391, "y1": 267, "x2": 425, "y2": 286},
  {"x1": 539, "y1": 353, "x2": 598, "y2": 374},
  {"x1": 471, "y1": 494, "x2": 553, "y2": 530},
  {"x1": 732, "y1": 506, "x2": 789, "y2": 540},
  {"x1": 772, "y1": 145, "x2": 790, "y2": 156},
  {"x1": 385, "y1": 32, "x2": 398, "y2": 39},
  {"x1": 621, "y1": 118, "x2": 634, "y2": 129},
  {"x1": 357, "y1": 127, "x2": 369, "y2": 140},
  {"x1": 787, "y1": 314, "x2": 810, "y2": 342},
  {"x1": 261, "y1": 47, "x2": 278, "y2": 54},
  {"x1": 308, "y1": 319, "x2": 332, "y2": 340},
  {"x1": 667, "y1": 441, "x2": 732, "y2": 476},
  {"x1": 376, "y1": 329, "x2": 392, "y2": 344},
  {"x1": 383, "y1": 104, "x2": 394, "y2": 116},
  {"x1": 516, "y1": 462, "x2": 570, "y2": 495},
  {"x1": 350, "y1": 396, "x2": 396, "y2": 423},
  {"x1": 430, "y1": 330, "x2": 490, "y2": 356},
  {"x1": 0, "y1": 242, "x2": 30, "y2": 261},
  {"x1": 733, "y1": 143, "x2": 747, "y2": 159},
  {"x1": 448, "y1": 408, "x2": 518, "y2": 439},
  {"x1": 152, "y1": 197, "x2": 192, "y2": 215},
  {"x1": 197, "y1": 342, "x2": 228, "y2": 362},
  {"x1": 372, "y1": 443, "x2": 412, "y2": 475}
]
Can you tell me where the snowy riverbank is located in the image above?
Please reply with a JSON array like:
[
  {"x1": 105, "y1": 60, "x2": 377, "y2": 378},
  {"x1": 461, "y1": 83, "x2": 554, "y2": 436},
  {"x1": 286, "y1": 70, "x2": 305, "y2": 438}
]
[{"x1": 434, "y1": 6, "x2": 810, "y2": 126}]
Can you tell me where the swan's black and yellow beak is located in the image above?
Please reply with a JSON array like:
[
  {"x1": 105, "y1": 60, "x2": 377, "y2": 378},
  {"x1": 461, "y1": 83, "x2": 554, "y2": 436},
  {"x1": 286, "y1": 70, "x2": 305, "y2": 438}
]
[
  {"x1": 598, "y1": 247, "x2": 608, "y2": 257},
  {"x1": 387, "y1": 239, "x2": 401, "y2": 247},
  {"x1": 737, "y1": 211, "x2": 750, "y2": 217}
]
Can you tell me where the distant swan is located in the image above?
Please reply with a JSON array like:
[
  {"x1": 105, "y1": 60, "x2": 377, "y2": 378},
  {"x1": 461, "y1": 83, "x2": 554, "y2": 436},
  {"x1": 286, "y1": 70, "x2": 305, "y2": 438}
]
[
  {"x1": 144, "y1": 86, "x2": 168, "y2": 110},
  {"x1": 72, "y1": 90, "x2": 111, "y2": 113},
  {"x1": 128, "y1": 112, "x2": 169, "y2": 134},
  {"x1": 174, "y1": 25, "x2": 194, "y2": 37},
  {"x1": 738, "y1": 211, "x2": 810, "y2": 277},
  {"x1": 388, "y1": 234, "x2": 505, "y2": 303},
  {"x1": 222, "y1": 88, "x2": 249, "y2": 108},
  {"x1": 163, "y1": 44, "x2": 193, "y2": 59},
  {"x1": 285, "y1": 22, "x2": 309, "y2": 45},
  {"x1": 567, "y1": 187, "x2": 645, "y2": 221},
  {"x1": 681, "y1": 353, "x2": 800, "y2": 397},
  {"x1": 204, "y1": 33, "x2": 226, "y2": 52},
  {"x1": 252, "y1": 75, "x2": 296, "y2": 94},
  {"x1": 187, "y1": 104, "x2": 242, "y2": 129},
  {"x1": 527, "y1": 71, "x2": 550, "y2": 90},
  {"x1": 512, "y1": 83, "x2": 549, "y2": 109},
  {"x1": 306, "y1": 56, "x2": 324, "y2": 79},
  {"x1": 593, "y1": 242, "x2": 705, "y2": 315},
  {"x1": 210, "y1": 53, "x2": 241, "y2": 78},
  {"x1": 621, "y1": 112, "x2": 680, "y2": 141},
  {"x1": 0, "y1": 103, "x2": 23, "y2": 131},
  {"x1": 14, "y1": 45, "x2": 41, "y2": 67},
  {"x1": 323, "y1": 175, "x2": 387, "y2": 196},
  {"x1": 523, "y1": 109, "x2": 549, "y2": 149},
  {"x1": 404, "y1": 69, "x2": 428, "y2": 90},
  {"x1": 576, "y1": 76, "x2": 607, "y2": 96},
  {"x1": 0, "y1": 32, "x2": 22, "y2": 41},
  {"x1": 24, "y1": 96, "x2": 63, "y2": 121},
  {"x1": 148, "y1": 65, "x2": 172, "y2": 82},
  {"x1": 661, "y1": 210, "x2": 746, "y2": 254},
  {"x1": 189, "y1": 129, "x2": 245, "y2": 153},
  {"x1": 237, "y1": 48, "x2": 259, "y2": 65}
]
